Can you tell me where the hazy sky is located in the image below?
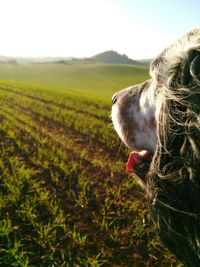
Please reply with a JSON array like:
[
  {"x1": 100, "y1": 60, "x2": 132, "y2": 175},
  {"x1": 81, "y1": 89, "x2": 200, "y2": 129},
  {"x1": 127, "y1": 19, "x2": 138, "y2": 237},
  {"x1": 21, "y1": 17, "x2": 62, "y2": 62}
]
[{"x1": 0, "y1": 0, "x2": 199, "y2": 59}]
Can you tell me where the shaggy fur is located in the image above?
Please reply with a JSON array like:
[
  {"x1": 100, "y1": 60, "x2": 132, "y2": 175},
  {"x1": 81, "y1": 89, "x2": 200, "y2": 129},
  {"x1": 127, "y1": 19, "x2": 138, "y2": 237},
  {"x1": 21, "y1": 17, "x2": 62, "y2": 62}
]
[{"x1": 112, "y1": 28, "x2": 200, "y2": 266}]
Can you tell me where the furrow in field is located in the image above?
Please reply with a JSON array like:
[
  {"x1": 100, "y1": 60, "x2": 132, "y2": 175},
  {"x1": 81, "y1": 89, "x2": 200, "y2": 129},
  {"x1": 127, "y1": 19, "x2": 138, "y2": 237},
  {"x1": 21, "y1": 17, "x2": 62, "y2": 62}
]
[
  {"x1": 0, "y1": 109, "x2": 105, "y2": 187},
  {"x1": 0, "y1": 103, "x2": 139, "y2": 223},
  {"x1": 0, "y1": 123, "x2": 148, "y2": 267},
  {"x1": 0, "y1": 101, "x2": 127, "y2": 181},
  {"x1": 0, "y1": 87, "x2": 117, "y2": 150},
  {"x1": 0, "y1": 85, "x2": 110, "y2": 122},
  {"x1": 0, "y1": 93, "x2": 136, "y2": 222},
  {"x1": 0, "y1": 106, "x2": 142, "y2": 228},
  {"x1": 4, "y1": 96, "x2": 125, "y2": 158},
  {"x1": 0, "y1": 105, "x2": 126, "y2": 185}
]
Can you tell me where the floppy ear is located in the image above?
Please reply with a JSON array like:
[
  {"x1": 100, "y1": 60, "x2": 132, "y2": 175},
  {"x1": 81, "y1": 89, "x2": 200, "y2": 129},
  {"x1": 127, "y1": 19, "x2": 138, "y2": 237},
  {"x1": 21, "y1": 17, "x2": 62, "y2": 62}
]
[{"x1": 182, "y1": 50, "x2": 200, "y2": 85}]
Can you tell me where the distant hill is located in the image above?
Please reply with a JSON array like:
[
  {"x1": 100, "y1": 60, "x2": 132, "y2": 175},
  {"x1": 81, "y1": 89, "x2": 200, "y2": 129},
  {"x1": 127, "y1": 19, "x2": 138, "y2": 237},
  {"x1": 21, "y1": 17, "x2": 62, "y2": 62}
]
[
  {"x1": 0, "y1": 52, "x2": 151, "y2": 66},
  {"x1": 91, "y1": 50, "x2": 143, "y2": 65}
]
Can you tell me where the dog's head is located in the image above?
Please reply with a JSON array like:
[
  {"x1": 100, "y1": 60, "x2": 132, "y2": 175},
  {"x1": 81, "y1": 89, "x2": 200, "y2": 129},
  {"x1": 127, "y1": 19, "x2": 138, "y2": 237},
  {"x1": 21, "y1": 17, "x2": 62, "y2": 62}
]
[
  {"x1": 112, "y1": 28, "x2": 200, "y2": 155},
  {"x1": 112, "y1": 28, "x2": 200, "y2": 265}
]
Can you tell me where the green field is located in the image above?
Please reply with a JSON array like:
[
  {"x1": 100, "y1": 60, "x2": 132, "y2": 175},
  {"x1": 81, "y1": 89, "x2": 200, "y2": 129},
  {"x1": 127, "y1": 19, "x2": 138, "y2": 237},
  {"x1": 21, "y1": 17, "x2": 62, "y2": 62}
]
[
  {"x1": 0, "y1": 62, "x2": 149, "y2": 102},
  {"x1": 0, "y1": 63, "x2": 181, "y2": 266}
]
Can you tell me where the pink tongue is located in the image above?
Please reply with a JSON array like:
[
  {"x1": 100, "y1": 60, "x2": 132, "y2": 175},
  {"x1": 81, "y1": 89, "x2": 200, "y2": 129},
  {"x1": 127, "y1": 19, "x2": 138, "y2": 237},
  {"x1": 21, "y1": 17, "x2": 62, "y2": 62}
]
[{"x1": 126, "y1": 150, "x2": 150, "y2": 172}]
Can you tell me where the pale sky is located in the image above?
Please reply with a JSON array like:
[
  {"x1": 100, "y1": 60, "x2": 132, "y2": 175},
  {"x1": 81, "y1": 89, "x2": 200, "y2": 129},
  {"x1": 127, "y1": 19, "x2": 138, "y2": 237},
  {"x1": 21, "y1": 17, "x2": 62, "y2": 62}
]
[{"x1": 0, "y1": 0, "x2": 199, "y2": 59}]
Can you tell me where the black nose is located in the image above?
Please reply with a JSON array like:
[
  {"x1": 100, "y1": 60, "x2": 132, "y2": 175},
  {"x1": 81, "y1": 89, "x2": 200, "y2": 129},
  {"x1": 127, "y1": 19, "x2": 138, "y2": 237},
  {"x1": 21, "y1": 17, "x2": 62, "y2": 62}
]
[{"x1": 112, "y1": 93, "x2": 118, "y2": 104}]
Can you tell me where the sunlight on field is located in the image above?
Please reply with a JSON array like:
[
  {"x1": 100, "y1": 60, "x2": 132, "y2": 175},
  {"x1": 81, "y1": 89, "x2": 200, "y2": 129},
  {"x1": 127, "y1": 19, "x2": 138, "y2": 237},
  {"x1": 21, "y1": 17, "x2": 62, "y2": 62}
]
[
  {"x1": 0, "y1": 62, "x2": 149, "y2": 102},
  {"x1": 0, "y1": 64, "x2": 180, "y2": 266}
]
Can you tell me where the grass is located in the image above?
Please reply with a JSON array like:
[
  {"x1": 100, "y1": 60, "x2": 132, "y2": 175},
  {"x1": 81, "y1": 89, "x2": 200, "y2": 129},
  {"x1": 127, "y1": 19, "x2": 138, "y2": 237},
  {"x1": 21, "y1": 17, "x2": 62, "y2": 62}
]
[
  {"x1": 0, "y1": 62, "x2": 149, "y2": 102},
  {"x1": 0, "y1": 62, "x2": 182, "y2": 266}
]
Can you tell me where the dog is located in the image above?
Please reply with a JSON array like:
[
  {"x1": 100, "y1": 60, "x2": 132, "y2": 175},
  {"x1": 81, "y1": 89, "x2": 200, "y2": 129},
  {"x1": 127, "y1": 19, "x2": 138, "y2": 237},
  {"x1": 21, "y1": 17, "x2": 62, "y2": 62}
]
[{"x1": 112, "y1": 28, "x2": 200, "y2": 266}]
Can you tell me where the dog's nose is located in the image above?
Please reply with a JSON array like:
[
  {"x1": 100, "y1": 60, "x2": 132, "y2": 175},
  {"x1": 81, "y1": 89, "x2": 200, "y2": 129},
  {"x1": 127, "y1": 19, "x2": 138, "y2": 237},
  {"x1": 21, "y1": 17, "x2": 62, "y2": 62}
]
[{"x1": 112, "y1": 92, "x2": 118, "y2": 104}]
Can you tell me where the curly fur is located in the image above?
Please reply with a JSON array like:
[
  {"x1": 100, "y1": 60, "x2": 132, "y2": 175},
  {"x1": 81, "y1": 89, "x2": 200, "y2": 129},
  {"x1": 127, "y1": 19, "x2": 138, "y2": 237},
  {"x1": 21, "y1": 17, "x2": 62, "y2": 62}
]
[
  {"x1": 148, "y1": 28, "x2": 200, "y2": 266},
  {"x1": 112, "y1": 28, "x2": 200, "y2": 266}
]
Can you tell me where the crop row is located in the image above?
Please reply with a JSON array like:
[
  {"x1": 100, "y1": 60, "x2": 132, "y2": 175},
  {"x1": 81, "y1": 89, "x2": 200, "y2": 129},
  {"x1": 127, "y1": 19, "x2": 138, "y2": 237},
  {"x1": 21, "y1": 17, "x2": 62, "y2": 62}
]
[
  {"x1": 0, "y1": 85, "x2": 180, "y2": 266},
  {"x1": 0, "y1": 109, "x2": 159, "y2": 266},
  {"x1": 0, "y1": 87, "x2": 121, "y2": 152},
  {"x1": 0, "y1": 84, "x2": 110, "y2": 121}
]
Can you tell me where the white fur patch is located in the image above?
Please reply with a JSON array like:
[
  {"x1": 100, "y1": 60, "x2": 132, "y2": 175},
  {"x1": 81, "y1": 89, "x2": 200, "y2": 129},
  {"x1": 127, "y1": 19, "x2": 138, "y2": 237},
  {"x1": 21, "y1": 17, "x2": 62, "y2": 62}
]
[
  {"x1": 139, "y1": 82, "x2": 156, "y2": 122},
  {"x1": 112, "y1": 82, "x2": 157, "y2": 152},
  {"x1": 134, "y1": 129, "x2": 156, "y2": 152},
  {"x1": 111, "y1": 104, "x2": 126, "y2": 144}
]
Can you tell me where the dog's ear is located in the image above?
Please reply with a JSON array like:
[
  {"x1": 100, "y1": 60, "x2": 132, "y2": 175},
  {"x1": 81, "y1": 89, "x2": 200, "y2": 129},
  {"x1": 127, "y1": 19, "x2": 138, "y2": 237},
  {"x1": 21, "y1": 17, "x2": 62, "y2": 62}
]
[{"x1": 182, "y1": 50, "x2": 200, "y2": 85}]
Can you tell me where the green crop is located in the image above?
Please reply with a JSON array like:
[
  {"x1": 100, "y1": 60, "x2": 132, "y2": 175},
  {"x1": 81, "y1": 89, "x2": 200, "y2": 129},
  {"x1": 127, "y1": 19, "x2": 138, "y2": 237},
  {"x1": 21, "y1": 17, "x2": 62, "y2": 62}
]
[{"x1": 0, "y1": 63, "x2": 182, "y2": 266}]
